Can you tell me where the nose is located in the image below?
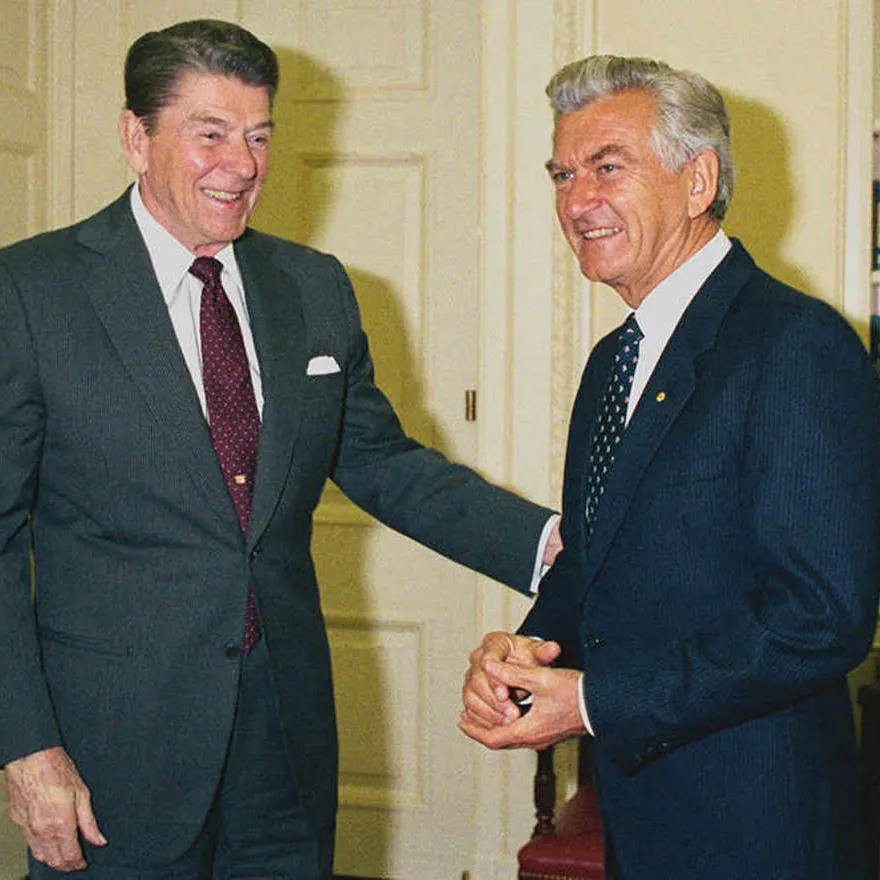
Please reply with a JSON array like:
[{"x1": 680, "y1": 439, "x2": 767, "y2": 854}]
[
  {"x1": 561, "y1": 173, "x2": 600, "y2": 219},
  {"x1": 223, "y1": 137, "x2": 259, "y2": 179}
]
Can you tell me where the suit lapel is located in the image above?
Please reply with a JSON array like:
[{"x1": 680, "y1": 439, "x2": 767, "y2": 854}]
[
  {"x1": 75, "y1": 193, "x2": 235, "y2": 525},
  {"x1": 235, "y1": 232, "x2": 308, "y2": 548},
  {"x1": 574, "y1": 241, "x2": 756, "y2": 592},
  {"x1": 563, "y1": 336, "x2": 616, "y2": 572},
  {"x1": 75, "y1": 195, "x2": 315, "y2": 544}
]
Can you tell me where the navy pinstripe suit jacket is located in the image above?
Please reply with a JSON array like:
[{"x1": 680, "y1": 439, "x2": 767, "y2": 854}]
[{"x1": 523, "y1": 240, "x2": 880, "y2": 879}]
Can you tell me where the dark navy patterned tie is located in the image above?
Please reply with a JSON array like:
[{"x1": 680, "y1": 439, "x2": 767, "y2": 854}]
[
  {"x1": 585, "y1": 313, "x2": 643, "y2": 542},
  {"x1": 190, "y1": 256, "x2": 261, "y2": 652}
]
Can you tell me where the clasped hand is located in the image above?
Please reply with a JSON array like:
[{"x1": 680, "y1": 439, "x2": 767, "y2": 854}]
[{"x1": 458, "y1": 632, "x2": 587, "y2": 750}]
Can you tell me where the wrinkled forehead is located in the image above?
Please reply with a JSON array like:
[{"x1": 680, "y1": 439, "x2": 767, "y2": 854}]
[
  {"x1": 551, "y1": 90, "x2": 659, "y2": 157},
  {"x1": 163, "y1": 68, "x2": 270, "y2": 105},
  {"x1": 154, "y1": 70, "x2": 273, "y2": 124}
]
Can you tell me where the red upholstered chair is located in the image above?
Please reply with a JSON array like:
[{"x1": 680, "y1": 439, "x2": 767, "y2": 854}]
[
  {"x1": 518, "y1": 737, "x2": 608, "y2": 880},
  {"x1": 860, "y1": 675, "x2": 880, "y2": 880}
]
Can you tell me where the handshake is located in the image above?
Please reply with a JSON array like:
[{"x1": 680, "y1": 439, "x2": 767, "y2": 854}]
[{"x1": 458, "y1": 632, "x2": 588, "y2": 751}]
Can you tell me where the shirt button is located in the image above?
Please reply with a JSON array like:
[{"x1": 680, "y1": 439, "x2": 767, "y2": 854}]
[{"x1": 224, "y1": 642, "x2": 241, "y2": 658}]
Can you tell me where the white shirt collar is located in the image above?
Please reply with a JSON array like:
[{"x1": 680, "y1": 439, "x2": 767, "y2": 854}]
[
  {"x1": 128, "y1": 184, "x2": 242, "y2": 303},
  {"x1": 624, "y1": 230, "x2": 731, "y2": 424},
  {"x1": 634, "y1": 229, "x2": 731, "y2": 341}
]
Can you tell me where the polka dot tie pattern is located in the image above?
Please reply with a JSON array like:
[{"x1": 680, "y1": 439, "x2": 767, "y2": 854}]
[
  {"x1": 190, "y1": 256, "x2": 262, "y2": 652},
  {"x1": 585, "y1": 313, "x2": 643, "y2": 543}
]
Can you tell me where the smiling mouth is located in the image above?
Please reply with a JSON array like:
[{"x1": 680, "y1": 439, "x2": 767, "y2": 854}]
[
  {"x1": 581, "y1": 226, "x2": 622, "y2": 240},
  {"x1": 203, "y1": 189, "x2": 243, "y2": 203}
]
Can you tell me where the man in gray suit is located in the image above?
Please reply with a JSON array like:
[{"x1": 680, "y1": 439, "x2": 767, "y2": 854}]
[{"x1": 0, "y1": 20, "x2": 557, "y2": 879}]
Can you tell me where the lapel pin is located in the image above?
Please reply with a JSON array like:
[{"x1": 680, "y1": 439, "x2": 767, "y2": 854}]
[{"x1": 656, "y1": 392, "x2": 666, "y2": 402}]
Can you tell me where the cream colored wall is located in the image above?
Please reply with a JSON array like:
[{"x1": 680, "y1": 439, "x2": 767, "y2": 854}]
[
  {"x1": 595, "y1": 1, "x2": 842, "y2": 300},
  {"x1": 576, "y1": 0, "x2": 873, "y2": 341},
  {"x1": 531, "y1": 0, "x2": 874, "y2": 500}
]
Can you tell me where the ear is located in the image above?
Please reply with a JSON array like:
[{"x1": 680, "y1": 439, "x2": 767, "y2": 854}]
[
  {"x1": 685, "y1": 149, "x2": 720, "y2": 219},
  {"x1": 119, "y1": 110, "x2": 150, "y2": 175}
]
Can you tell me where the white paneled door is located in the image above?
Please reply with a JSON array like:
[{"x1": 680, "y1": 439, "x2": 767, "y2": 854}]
[
  {"x1": 0, "y1": 0, "x2": 46, "y2": 248},
  {"x1": 244, "y1": 3, "x2": 490, "y2": 876}
]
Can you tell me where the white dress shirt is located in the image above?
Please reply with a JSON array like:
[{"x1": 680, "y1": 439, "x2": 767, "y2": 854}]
[
  {"x1": 628, "y1": 230, "x2": 731, "y2": 423},
  {"x1": 129, "y1": 185, "x2": 264, "y2": 418}
]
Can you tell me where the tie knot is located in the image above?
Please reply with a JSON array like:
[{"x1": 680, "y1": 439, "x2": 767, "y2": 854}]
[
  {"x1": 189, "y1": 256, "x2": 224, "y2": 287},
  {"x1": 620, "y1": 313, "x2": 643, "y2": 346}
]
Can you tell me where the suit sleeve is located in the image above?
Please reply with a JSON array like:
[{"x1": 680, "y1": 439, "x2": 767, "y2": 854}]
[
  {"x1": 325, "y1": 258, "x2": 553, "y2": 595},
  {"x1": 585, "y1": 300, "x2": 880, "y2": 773},
  {"x1": 0, "y1": 257, "x2": 64, "y2": 765}
]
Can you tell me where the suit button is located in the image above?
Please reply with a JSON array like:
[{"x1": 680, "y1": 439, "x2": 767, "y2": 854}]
[
  {"x1": 225, "y1": 642, "x2": 241, "y2": 658},
  {"x1": 584, "y1": 636, "x2": 604, "y2": 650}
]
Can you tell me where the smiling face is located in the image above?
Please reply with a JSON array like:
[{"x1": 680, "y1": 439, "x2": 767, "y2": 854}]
[
  {"x1": 120, "y1": 71, "x2": 273, "y2": 257},
  {"x1": 547, "y1": 89, "x2": 719, "y2": 308}
]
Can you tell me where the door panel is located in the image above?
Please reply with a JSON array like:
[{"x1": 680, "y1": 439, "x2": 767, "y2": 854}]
[
  {"x1": 245, "y1": 3, "x2": 486, "y2": 875},
  {"x1": 0, "y1": 0, "x2": 46, "y2": 247}
]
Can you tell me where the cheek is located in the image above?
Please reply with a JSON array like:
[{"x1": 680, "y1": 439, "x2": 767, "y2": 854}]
[{"x1": 180, "y1": 149, "x2": 217, "y2": 181}]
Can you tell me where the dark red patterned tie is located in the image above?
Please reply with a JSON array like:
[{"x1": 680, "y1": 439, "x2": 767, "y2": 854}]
[{"x1": 190, "y1": 256, "x2": 261, "y2": 652}]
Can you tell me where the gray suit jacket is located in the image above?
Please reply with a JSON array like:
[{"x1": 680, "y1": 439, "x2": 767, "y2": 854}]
[{"x1": 0, "y1": 191, "x2": 551, "y2": 864}]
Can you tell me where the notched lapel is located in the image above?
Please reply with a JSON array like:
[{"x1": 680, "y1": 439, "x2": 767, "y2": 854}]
[
  {"x1": 584, "y1": 338, "x2": 696, "y2": 581},
  {"x1": 75, "y1": 194, "x2": 236, "y2": 525},
  {"x1": 236, "y1": 234, "x2": 308, "y2": 548},
  {"x1": 576, "y1": 241, "x2": 756, "y2": 589}
]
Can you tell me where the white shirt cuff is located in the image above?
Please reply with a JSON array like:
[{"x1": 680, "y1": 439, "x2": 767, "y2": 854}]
[
  {"x1": 528, "y1": 514, "x2": 561, "y2": 594},
  {"x1": 578, "y1": 671, "x2": 594, "y2": 735}
]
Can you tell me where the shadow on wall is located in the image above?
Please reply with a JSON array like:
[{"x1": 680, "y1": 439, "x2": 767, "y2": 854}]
[
  {"x1": 253, "y1": 49, "x2": 344, "y2": 247},
  {"x1": 722, "y1": 91, "x2": 817, "y2": 298},
  {"x1": 253, "y1": 48, "x2": 444, "y2": 452}
]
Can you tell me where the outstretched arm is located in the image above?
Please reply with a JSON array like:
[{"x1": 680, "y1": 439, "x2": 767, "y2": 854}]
[{"x1": 326, "y1": 258, "x2": 556, "y2": 594}]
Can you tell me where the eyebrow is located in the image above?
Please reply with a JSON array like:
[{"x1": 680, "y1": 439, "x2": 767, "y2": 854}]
[
  {"x1": 186, "y1": 113, "x2": 275, "y2": 133},
  {"x1": 545, "y1": 142, "x2": 635, "y2": 172},
  {"x1": 589, "y1": 143, "x2": 632, "y2": 163}
]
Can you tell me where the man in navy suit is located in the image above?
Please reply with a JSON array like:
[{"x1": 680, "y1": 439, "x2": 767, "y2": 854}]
[
  {"x1": 460, "y1": 55, "x2": 880, "y2": 878},
  {"x1": 0, "y1": 20, "x2": 559, "y2": 879}
]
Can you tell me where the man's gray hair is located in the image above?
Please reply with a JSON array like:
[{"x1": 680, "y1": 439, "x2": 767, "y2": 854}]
[{"x1": 547, "y1": 55, "x2": 734, "y2": 221}]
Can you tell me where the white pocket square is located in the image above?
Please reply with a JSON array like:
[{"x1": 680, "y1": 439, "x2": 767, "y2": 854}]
[{"x1": 307, "y1": 355, "x2": 341, "y2": 376}]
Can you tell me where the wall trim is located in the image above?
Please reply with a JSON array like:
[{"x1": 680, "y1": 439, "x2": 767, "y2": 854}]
[{"x1": 841, "y1": 0, "x2": 874, "y2": 342}]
